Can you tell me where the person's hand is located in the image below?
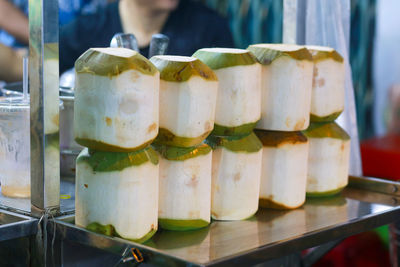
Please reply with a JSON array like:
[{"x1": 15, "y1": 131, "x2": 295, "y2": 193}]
[{"x1": 0, "y1": 43, "x2": 26, "y2": 82}]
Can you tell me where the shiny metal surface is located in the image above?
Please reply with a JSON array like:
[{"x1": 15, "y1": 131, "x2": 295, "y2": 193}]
[
  {"x1": 349, "y1": 175, "x2": 400, "y2": 196},
  {"x1": 29, "y1": 0, "x2": 60, "y2": 215},
  {"x1": 0, "y1": 209, "x2": 37, "y2": 242},
  {"x1": 53, "y1": 185, "x2": 400, "y2": 266}
]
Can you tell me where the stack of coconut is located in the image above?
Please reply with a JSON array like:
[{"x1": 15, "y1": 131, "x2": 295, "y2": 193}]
[
  {"x1": 247, "y1": 43, "x2": 350, "y2": 210},
  {"x1": 193, "y1": 48, "x2": 263, "y2": 220},
  {"x1": 303, "y1": 45, "x2": 350, "y2": 197},
  {"x1": 73, "y1": 48, "x2": 160, "y2": 243},
  {"x1": 72, "y1": 43, "x2": 351, "y2": 242},
  {"x1": 247, "y1": 44, "x2": 313, "y2": 210},
  {"x1": 149, "y1": 55, "x2": 218, "y2": 230}
]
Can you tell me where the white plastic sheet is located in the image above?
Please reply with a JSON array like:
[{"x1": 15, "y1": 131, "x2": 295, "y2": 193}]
[{"x1": 304, "y1": 0, "x2": 362, "y2": 176}]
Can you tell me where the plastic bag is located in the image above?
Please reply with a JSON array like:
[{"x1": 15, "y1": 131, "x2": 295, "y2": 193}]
[{"x1": 305, "y1": 0, "x2": 362, "y2": 176}]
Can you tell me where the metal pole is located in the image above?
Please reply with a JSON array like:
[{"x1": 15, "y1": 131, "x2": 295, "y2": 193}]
[{"x1": 29, "y1": 0, "x2": 60, "y2": 217}]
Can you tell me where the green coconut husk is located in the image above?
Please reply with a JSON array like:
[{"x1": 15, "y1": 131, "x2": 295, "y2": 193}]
[
  {"x1": 76, "y1": 146, "x2": 158, "y2": 172},
  {"x1": 75, "y1": 48, "x2": 158, "y2": 77},
  {"x1": 150, "y1": 56, "x2": 217, "y2": 82},
  {"x1": 204, "y1": 132, "x2": 262, "y2": 153}
]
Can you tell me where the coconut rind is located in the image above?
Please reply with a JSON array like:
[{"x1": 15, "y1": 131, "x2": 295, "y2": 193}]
[
  {"x1": 255, "y1": 130, "x2": 307, "y2": 147},
  {"x1": 76, "y1": 146, "x2": 158, "y2": 172},
  {"x1": 247, "y1": 44, "x2": 313, "y2": 65},
  {"x1": 306, "y1": 45, "x2": 344, "y2": 63},
  {"x1": 153, "y1": 143, "x2": 211, "y2": 161},
  {"x1": 205, "y1": 132, "x2": 262, "y2": 153},
  {"x1": 303, "y1": 122, "x2": 350, "y2": 140},
  {"x1": 158, "y1": 219, "x2": 209, "y2": 231},
  {"x1": 75, "y1": 48, "x2": 158, "y2": 77},
  {"x1": 154, "y1": 128, "x2": 211, "y2": 148},
  {"x1": 212, "y1": 121, "x2": 258, "y2": 137}
]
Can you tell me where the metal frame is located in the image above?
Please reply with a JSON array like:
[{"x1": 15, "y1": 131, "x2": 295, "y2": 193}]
[{"x1": 29, "y1": 0, "x2": 60, "y2": 217}]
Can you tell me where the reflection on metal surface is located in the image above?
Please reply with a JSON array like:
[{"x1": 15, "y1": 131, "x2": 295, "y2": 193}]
[
  {"x1": 0, "y1": 210, "x2": 37, "y2": 242},
  {"x1": 53, "y1": 186, "x2": 400, "y2": 266},
  {"x1": 349, "y1": 176, "x2": 400, "y2": 196},
  {"x1": 29, "y1": 0, "x2": 60, "y2": 215},
  {"x1": 0, "y1": 178, "x2": 75, "y2": 216}
]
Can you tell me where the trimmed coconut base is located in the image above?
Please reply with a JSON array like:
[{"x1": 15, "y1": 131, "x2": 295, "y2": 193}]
[
  {"x1": 154, "y1": 128, "x2": 211, "y2": 147},
  {"x1": 306, "y1": 186, "x2": 345, "y2": 197},
  {"x1": 212, "y1": 121, "x2": 258, "y2": 137},
  {"x1": 259, "y1": 198, "x2": 304, "y2": 210},
  {"x1": 310, "y1": 110, "x2": 343, "y2": 123},
  {"x1": 86, "y1": 222, "x2": 157, "y2": 243},
  {"x1": 158, "y1": 219, "x2": 209, "y2": 231}
]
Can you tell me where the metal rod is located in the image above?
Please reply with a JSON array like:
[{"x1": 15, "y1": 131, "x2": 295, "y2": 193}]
[{"x1": 29, "y1": 0, "x2": 60, "y2": 216}]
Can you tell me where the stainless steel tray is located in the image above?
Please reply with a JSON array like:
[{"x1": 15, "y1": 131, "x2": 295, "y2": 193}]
[
  {"x1": 51, "y1": 176, "x2": 400, "y2": 266},
  {"x1": 0, "y1": 209, "x2": 37, "y2": 242}
]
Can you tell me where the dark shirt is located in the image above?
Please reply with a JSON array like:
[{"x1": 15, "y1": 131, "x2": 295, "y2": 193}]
[{"x1": 59, "y1": 0, "x2": 234, "y2": 73}]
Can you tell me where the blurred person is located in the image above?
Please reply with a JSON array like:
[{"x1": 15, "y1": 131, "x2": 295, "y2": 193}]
[
  {"x1": 0, "y1": 0, "x2": 107, "y2": 48},
  {"x1": 0, "y1": 0, "x2": 28, "y2": 47},
  {"x1": 0, "y1": 43, "x2": 24, "y2": 82},
  {"x1": 59, "y1": 0, "x2": 234, "y2": 72}
]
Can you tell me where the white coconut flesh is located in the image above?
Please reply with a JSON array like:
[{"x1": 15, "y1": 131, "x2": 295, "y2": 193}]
[
  {"x1": 257, "y1": 56, "x2": 313, "y2": 131},
  {"x1": 306, "y1": 138, "x2": 350, "y2": 193},
  {"x1": 74, "y1": 71, "x2": 159, "y2": 150},
  {"x1": 75, "y1": 160, "x2": 159, "y2": 240},
  {"x1": 213, "y1": 64, "x2": 261, "y2": 127},
  {"x1": 211, "y1": 148, "x2": 262, "y2": 220},
  {"x1": 159, "y1": 76, "x2": 217, "y2": 138},
  {"x1": 193, "y1": 48, "x2": 261, "y2": 129},
  {"x1": 158, "y1": 153, "x2": 212, "y2": 223},
  {"x1": 306, "y1": 46, "x2": 345, "y2": 120},
  {"x1": 260, "y1": 142, "x2": 309, "y2": 209}
]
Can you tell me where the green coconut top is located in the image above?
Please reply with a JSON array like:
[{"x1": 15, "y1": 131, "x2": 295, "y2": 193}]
[
  {"x1": 204, "y1": 132, "x2": 262, "y2": 153},
  {"x1": 303, "y1": 122, "x2": 350, "y2": 140},
  {"x1": 150, "y1": 55, "x2": 218, "y2": 82},
  {"x1": 306, "y1": 45, "x2": 344, "y2": 63},
  {"x1": 247, "y1": 43, "x2": 313, "y2": 65},
  {"x1": 76, "y1": 146, "x2": 159, "y2": 172},
  {"x1": 193, "y1": 48, "x2": 258, "y2": 70},
  {"x1": 152, "y1": 143, "x2": 211, "y2": 161},
  {"x1": 75, "y1": 48, "x2": 158, "y2": 77},
  {"x1": 254, "y1": 130, "x2": 307, "y2": 147}
]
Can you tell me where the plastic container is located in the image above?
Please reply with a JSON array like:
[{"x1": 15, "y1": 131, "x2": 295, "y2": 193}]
[{"x1": 0, "y1": 92, "x2": 30, "y2": 198}]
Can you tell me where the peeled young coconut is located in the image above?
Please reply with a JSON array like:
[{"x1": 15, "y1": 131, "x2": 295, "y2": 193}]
[
  {"x1": 75, "y1": 146, "x2": 159, "y2": 243},
  {"x1": 74, "y1": 48, "x2": 159, "y2": 152},
  {"x1": 247, "y1": 44, "x2": 313, "y2": 131},
  {"x1": 150, "y1": 55, "x2": 218, "y2": 147},
  {"x1": 303, "y1": 122, "x2": 350, "y2": 196},
  {"x1": 193, "y1": 48, "x2": 261, "y2": 136},
  {"x1": 306, "y1": 45, "x2": 345, "y2": 122},
  {"x1": 255, "y1": 130, "x2": 308, "y2": 209},
  {"x1": 153, "y1": 143, "x2": 212, "y2": 231},
  {"x1": 205, "y1": 132, "x2": 262, "y2": 220}
]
